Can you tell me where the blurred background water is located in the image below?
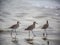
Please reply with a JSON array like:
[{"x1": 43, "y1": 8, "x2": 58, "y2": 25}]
[{"x1": 0, "y1": 0, "x2": 60, "y2": 45}]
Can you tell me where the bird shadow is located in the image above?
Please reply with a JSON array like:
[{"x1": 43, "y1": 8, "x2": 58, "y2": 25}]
[
  {"x1": 13, "y1": 42, "x2": 20, "y2": 45},
  {"x1": 11, "y1": 37, "x2": 20, "y2": 45},
  {"x1": 25, "y1": 38, "x2": 40, "y2": 45},
  {"x1": 25, "y1": 38, "x2": 34, "y2": 45},
  {"x1": 12, "y1": 39, "x2": 20, "y2": 45},
  {"x1": 27, "y1": 41, "x2": 40, "y2": 45}
]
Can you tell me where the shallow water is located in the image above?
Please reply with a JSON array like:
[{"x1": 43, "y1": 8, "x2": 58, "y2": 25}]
[{"x1": 0, "y1": 31, "x2": 60, "y2": 45}]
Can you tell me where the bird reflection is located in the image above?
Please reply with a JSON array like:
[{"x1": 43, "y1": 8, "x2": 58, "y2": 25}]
[
  {"x1": 12, "y1": 40, "x2": 20, "y2": 45},
  {"x1": 12, "y1": 37, "x2": 18, "y2": 43},
  {"x1": 25, "y1": 38, "x2": 34, "y2": 45}
]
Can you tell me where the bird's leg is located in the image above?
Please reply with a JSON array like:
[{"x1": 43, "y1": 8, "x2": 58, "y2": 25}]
[
  {"x1": 45, "y1": 29, "x2": 48, "y2": 37},
  {"x1": 44, "y1": 29, "x2": 47, "y2": 37},
  {"x1": 11, "y1": 30, "x2": 13, "y2": 38},
  {"x1": 32, "y1": 30, "x2": 36, "y2": 37},
  {"x1": 29, "y1": 30, "x2": 30, "y2": 39},
  {"x1": 15, "y1": 35, "x2": 17, "y2": 41},
  {"x1": 15, "y1": 29, "x2": 17, "y2": 35},
  {"x1": 15, "y1": 29, "x2": 17, "y2": 38},
  {"x1": 43, "y1": 33, "x2": 45, "y2": 37}
]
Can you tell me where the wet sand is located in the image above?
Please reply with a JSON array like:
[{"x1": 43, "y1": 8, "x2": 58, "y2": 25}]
[{"x1": 0, "y1": 31, "x2": 60, "y2": 45}]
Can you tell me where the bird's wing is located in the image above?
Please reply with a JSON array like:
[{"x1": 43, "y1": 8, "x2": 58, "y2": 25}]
[
  {"x1": 41, "y1": 24, "x2": 47, "y2": 29},
  {"x1": 9, "y1": 24, "x2": 17, "y2": 28},
  {"x1": 25, "y1": 25, "x2": 33, "y2": 30}
]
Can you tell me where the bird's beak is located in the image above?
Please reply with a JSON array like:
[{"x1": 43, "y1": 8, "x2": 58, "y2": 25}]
[
  {"x1": 36, "y1": 22, "x2": 38, "y2": 24},
  {"x1": 19, "y1": 22, "x2": 21, "y2": 24}
]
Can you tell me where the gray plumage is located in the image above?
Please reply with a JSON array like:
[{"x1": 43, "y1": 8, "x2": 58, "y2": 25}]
[
  {"x1": 9, "y1": 21, "x2": 19, "y2": 29},
  {"x1": 25, "y1": 22, "x2": 36, "y2": 30},
  {"x1": 42, "y1": 20, "x2": 49, "y2": 38},
  {"x1": 9, "y1": 21, "x2": 20, "y2": 39},
  {"x1": 42, "y1": 20, "x2": 49, "y2": 29},
  {"x1": 25, "y1": 21, "x2": 37, "y2": 37}
]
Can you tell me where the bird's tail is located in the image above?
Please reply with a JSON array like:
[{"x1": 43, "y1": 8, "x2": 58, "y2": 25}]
[
  {"x1": 6, "y1": 27, "x2": 11, "y2": 29},
  {"x1": 25, "y1": 28, "x2": 27, "y2": 30},
  {"x1": 25, "y1": 29, "x2": 27, "y2": 30},
  {"x1": 4, "y1": 27, "x2": 10, "y2": 29}
]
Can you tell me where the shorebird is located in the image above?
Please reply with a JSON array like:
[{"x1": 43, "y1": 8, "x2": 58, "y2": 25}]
[
  {"x1": 9, "y1": 21, "x2": 20, "y2": 38},
  {"x1": 25, "y1": 21, "x2": 37, "y2": 38},
  {"x1": 41, "y1": 20, "x2": 49, "y2": 37}
]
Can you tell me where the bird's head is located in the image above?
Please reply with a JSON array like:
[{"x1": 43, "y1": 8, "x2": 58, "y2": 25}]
[
  {"x1": 47, "y1": 20, "x2": 48, "y2": 24},
  {"x1": 17, "y1": 21, "x2": 20, "y2": 24},
  {"x1": 33, "y1": 21, "x2": 38, "y2": 24}
]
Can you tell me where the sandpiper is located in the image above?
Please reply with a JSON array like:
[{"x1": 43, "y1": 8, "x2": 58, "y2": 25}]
[
  {"x1": 25, "y1": 21, "x2": 37, "y2": 38},
  {"x1": 41, "y1": 20, "x2": 49, "y2": 37},
  {"x1": 9, "y1": 21, "x2": 20, "y2": 38}
]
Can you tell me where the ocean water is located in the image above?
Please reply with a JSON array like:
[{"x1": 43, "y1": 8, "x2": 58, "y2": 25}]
[{"x1": 0, "y1": 0, "x2": 60, "y2": 45}]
